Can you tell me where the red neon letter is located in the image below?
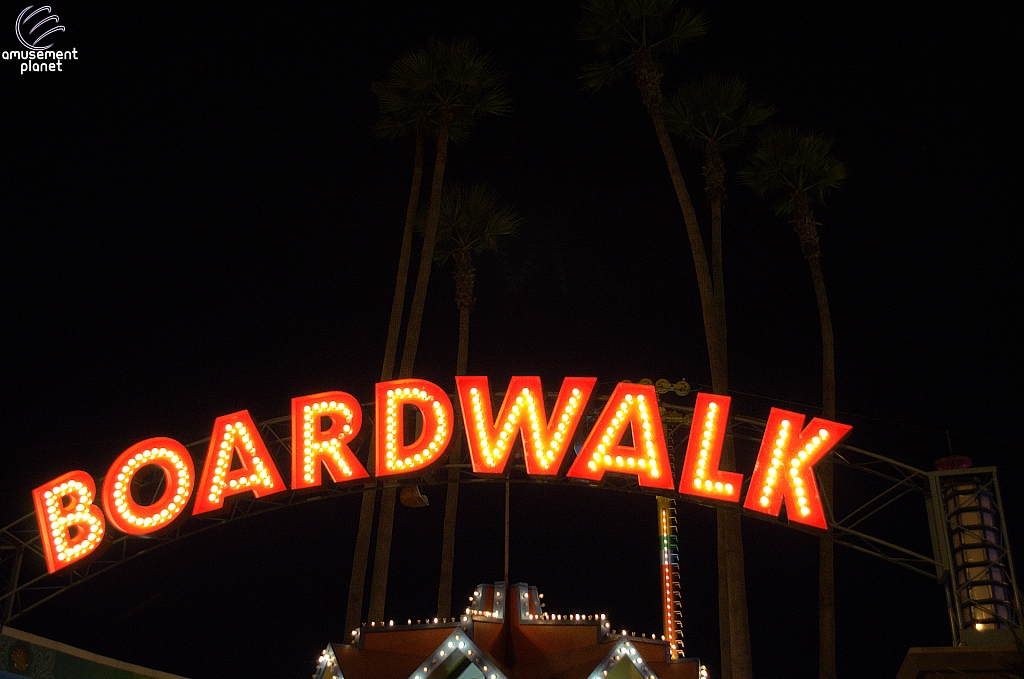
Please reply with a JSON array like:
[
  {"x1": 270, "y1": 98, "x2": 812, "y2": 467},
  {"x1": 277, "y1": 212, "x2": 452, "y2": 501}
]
[
  {"x1": 101, "y1": 438, "x2": 196, "y2": 535},
  {"x1": 567, "y1": 382, "x2": 673, "y2": 489},
  {"x1": 678, "y1": 393, "x2": 742, "y2": 503},
  {"x1": 742, "y1": 408, "x2": 852, "y2": 529},
  {"x1": 456, "y1": 376, "x2": 596, "y2": 475},
  {"x1": 193, "y1": 410, "x2": 287, "y2": 515},
  {"x1": 32, "y1": 471, "x2": 106, "y2": 573},
  {"x1": 291, "y1": 391, "x2": 368, "y2": 489},
  {"x1": 375, "y1": 379, "x2": 454, "y2": 477}
]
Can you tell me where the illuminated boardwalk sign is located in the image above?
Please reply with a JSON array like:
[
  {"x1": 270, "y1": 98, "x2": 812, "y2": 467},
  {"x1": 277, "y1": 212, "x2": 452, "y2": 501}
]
[{"x1": 32, "y1": 377, "x2": 851, "y2": 573}]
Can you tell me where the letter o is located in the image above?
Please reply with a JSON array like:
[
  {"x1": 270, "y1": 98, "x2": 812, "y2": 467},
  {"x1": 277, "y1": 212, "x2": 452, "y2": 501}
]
[{"x1": 102, "y1": 437, "x2": 195, "y2": 535}]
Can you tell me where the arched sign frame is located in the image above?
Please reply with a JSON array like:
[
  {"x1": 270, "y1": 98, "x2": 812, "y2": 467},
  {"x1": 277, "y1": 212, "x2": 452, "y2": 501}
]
[{"x1": 1, "y1": 386, "x2": 944, "y2": 626}]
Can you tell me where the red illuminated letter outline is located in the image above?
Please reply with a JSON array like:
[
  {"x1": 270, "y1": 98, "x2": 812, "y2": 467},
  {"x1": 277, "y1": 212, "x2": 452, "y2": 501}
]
[
  {"x1": 742, "y1": 408, "x2": 852, "y2": 529},
  {"x1": 193, "y1": 410, "x2": 287, "y2": 515},
  {"x1": 567, "y1": 382, "x2": 673, "y2": 489},
  {"x1": 375, "y1": 379, "x2": 454, "y2": 477},
  {"x1": 456, "y1": 376, "x2": 596, "y2": 475},
  {"x1": 291, "y1": 391, "x2": 368, "y2": 489},
  {"x1": 32, "y1": 471, "x2": 106, "y2": 573},
  {"x1": 102, "y1": 437, "x2": 195, "y2": 535},
  {"x1": 678, "y1": 393, "x2": 742, "y2": 502}
]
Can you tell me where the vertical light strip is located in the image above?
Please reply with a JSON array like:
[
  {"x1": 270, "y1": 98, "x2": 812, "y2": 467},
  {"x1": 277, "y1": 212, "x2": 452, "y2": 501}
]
[{"x1": 657, "y1": 495, "x2": 683, "y2": 658}]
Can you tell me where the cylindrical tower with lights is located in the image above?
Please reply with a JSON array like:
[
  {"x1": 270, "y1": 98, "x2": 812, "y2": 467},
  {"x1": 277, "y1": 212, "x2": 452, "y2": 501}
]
[{"x1": 928, "y1": 459, "x2": 1022, "y2": 646}]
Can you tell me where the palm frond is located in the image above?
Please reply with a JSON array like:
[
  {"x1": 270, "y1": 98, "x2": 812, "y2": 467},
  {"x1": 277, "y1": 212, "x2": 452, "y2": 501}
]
[
  {"x1": 577, "y1": 0, "x2": 638, "y2": 55},
  {"x1": 664, "y1": 74, "x2": 775, "y2": 150},
  {"x1": 373, "y1": 40, "x2": 510, "y2": 145},
  {"x1": 795, "y1": 133, "x2": 847, "y2": 202},
  {"x1": 371, "y1": 47, "x2": 438, "y2": 139},
  {"x1": 739, "y1": 126, "x2": 800, "y2": 212},
  {"x1": 577, "y1": 0, "x2": 706, "y2": 88},
  {"x1": 444, "y1": 117, "x2": 477, "y2": 145},
  {"x1": 739, "y1": 126, "x2": 846, "y2": 214},
  {"x1": 429, "y1": 38, "x2": 512, "y2": 127},
  {"x1": 738, "y1": 99, "x2": 776, "y2": 138},
  {"x1": 419, "y1": 183, "x2": 521, "y2": 265},
  {"x1": 372, "y1": 116, "x2": 411, "y2": 141},
  {"x1": 580, "y1": 60, "x2": 629, "y2": 91},
  {"x1": 654, "y1": 6, "x2": 709, "y2": 54}
]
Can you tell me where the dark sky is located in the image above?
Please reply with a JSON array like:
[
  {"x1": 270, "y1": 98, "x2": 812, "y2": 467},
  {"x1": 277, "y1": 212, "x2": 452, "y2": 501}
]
[{"x1": 1, "y1": 1, "x2": 1021, "y2": 678}]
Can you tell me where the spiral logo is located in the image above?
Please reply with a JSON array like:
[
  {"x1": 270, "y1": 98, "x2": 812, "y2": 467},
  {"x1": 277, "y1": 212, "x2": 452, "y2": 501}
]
[{"x1": 15, "y1": 5, "x2": 64, "y2": 50}]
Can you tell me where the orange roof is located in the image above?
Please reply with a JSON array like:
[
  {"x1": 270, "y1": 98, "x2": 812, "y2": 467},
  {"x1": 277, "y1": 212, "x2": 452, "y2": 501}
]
[{"x1": 315, "y1": 582, "x2": 701, "y2": 679}]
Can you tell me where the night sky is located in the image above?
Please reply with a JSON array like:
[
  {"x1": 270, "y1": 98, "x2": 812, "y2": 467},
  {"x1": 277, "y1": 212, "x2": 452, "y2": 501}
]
[{"x1": 2, "y1": 2, "x2": 1021, "y2": 678}]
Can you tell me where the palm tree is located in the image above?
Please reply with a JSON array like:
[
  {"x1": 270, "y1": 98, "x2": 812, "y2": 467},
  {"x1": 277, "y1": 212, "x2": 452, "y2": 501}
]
[
  {"x1": 371, "y1": 49, "x2": 436, "y2": 386},
  {"x1": 577, "y1": 0, "x2": 724, "y2": 390},
  {"x1": 344, "y1": 47, "x2": 438, "y2": 636},
  {"x1": 425, "y1": 184, "x2": 520, "y2": 619},
  {"x1": 662, "y1": 74, "x2": 772, "y2": 679},
  {"x1": 664, "y1": 74, "x2": 774, "y2": 321},
  {"x1": 740, "y1": 126, "x2": 847, "y2": 679},
  {"x1": 366, "y1": 39, "x2": 510, "y2": 625},
  {"x1": 578, "y1": 4, "x2": 752, "y2": 677}
]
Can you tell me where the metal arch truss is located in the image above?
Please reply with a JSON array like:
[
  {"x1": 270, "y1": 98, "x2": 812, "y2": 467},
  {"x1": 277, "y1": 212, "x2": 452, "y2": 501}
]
[
  {"x1": 825, "y1": 445, "x2": 944, "y2": 579},
  {"x1": 0, "y1": 398, "x2": 1015, "y2": 638},
  {"x1": 661, "y1": 408, "x2": 950, "y2": 580}
]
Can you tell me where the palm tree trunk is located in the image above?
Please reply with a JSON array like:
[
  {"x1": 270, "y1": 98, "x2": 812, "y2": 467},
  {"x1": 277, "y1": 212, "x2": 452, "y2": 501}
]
[
  {"x1": 437, "y1": 251, "x2": 474, "y2": 619},
  {"x1": 641, "y1": 101, "x2": 724, "y2": 385},
  {"x1": 435, "y1": 309, "x2": 469, "y2": 619},
  {"x1": 645, "y1": 90, "x2": 730, "y2": 395},
  {"x1": 368, "y1": 117, "x2": 451, "y2": 624},
  {"x1": 818, "y1": 521, "x2": 836, "y2": 679},
  {"x1": 721, "y1": 501, "x2": 751, "y2": 678},
  {"x1": 808, "y1": 256, "x2": 836, "y2": 420},
  {"x1": 436, "y1": 454, "x2": 461, "y2": 620},
  {"x1": 635, "y1": 51, "x2": 750, "y2": 679},
  {"x1": 385, "y1": 127, "x2": 426, "y2": 382},
  {"x1": 654, "y1": 108, "x2": 752, "y2": 679},
  {"x1": 345, "y1": 128, "x2": 426, "y2": 634},
  {"x1": 792, "y1": 193, "x2": 837, "y2": 679},
  {"x1": 452, "y1": 251, "x2": 474, "y2": 376},
  {"x1": 704, "y1": 141, "x2": 727, "y2": 327},
  {"x1": 704, "y1": 141, "x2": 733, "y2": 487},
  {"x1": 398, "y1": 116, "x2": 451, "y2": 381},
  {"x1": 346, "y1": 489, "x2": 378, "y2": 631},
  {"x1": 504, "y1": 479, "x2": 510, "y2": 584},
  {"x1": 811, "y1": 246, "x2": 836, "y2": 679},
  {"x1": 717, "y1": 515, "x2": 733, "y2": 679},
  {"x1": 703, "y1": 139, "x2": 746, "y2": 679}
]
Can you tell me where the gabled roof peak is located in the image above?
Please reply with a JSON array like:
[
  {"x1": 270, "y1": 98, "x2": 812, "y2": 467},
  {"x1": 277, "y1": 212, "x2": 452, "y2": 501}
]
[{"x1": 317, "y1": 581, "x2": 701, "y2": 679}]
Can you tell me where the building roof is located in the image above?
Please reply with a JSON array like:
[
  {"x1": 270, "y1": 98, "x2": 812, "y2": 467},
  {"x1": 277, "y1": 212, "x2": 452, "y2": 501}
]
[
  {"x1": 315, "y1": 582, "x2": 702, "y2": 679},
  {"x1": 897, "y1": 645, "x2": 1024, "y2": 679},
  {"x1": 0, "y1": 626, "x2": 188, "y2": 679}
]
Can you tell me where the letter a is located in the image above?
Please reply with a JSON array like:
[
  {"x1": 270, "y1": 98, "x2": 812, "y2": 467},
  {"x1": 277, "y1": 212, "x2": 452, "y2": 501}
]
[
  {"x1": 567, "y1": 382, "x2": 673, "y2": 490},
  {"x1": 193, "y1": 410, "x2": 287, "y2": 515},
  {"x1": 742, "y1": 408, "x2": 852, "y2": 529}
]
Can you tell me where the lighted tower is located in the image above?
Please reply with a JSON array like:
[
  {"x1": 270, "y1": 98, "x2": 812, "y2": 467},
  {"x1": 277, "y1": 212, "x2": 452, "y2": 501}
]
[
  {"x1": 657, "y1": 496, "x2": 684, "y2": 658},
  {"x1": 928, "y1": 459, "x2": 1022, "y2": 646}
]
